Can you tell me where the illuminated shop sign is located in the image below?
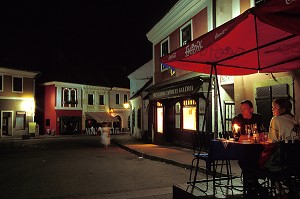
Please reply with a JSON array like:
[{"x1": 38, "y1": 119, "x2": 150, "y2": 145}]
[{"x1": 151, "y1": 79, "x2": 202, "y2": 99}]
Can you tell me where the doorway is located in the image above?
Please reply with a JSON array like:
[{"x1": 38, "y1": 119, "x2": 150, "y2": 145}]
[
  {"x1": 60, "y1": 116, "x2": 81, "y2": 135},
  {"x1": 1, "y1": 111, "x2": 13, "y2": 136}
]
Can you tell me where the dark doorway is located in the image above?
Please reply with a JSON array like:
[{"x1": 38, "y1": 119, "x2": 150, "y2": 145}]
[
  {"x1": 2, "y1": 112, "x2": 12, "y2": 136},
  {"x1": 60, "y1": 116, "x2": 81, "y2": 135}
]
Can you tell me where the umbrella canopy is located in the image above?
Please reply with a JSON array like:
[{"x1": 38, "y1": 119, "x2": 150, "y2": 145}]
[{"x1": 161, "y1": 0, "x2": 300, "y2": 75}]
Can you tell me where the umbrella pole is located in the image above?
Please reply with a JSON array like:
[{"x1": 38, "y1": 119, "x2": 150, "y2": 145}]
[
  {"x1": 213, "y1": 64, "x2": 225, "y2": 137},
  {"x1": 201, "y1": 64, "x2": 225, "y2": 139},
  {"x1": 201, "y1": 66, "x2": 214, "y2": 133}
]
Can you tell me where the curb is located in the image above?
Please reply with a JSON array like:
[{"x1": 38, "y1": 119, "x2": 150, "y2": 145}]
[{"x1": 112, "y1": 138, "x2": 240, "y2": 179}]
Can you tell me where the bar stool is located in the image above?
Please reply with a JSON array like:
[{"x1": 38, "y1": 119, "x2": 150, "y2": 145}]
[
  {"x1": 187, "y1": 132, "x2": 234, "y2": 196},
  {"x1": 187, "y1": 131, "x2": 212, "y2": 193}
]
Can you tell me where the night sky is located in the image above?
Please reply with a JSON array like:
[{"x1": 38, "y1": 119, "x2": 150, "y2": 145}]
[{"x1": 0, "y1": 1, "x2": 179, "y2": 88}]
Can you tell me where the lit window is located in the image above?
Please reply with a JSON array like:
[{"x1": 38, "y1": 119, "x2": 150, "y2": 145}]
[
  {"x1": 183, "y1": 99, "x2": 196, "y2": 130},
  {"x1": 62, "y1": 88, "x2": 77, "y2": 107},
  {"x1": 16, "y1": 111, "x2": 25, "y2": 130},
  {"x1": 157, "y1": 102, "x2": 163, "y2": 133}
]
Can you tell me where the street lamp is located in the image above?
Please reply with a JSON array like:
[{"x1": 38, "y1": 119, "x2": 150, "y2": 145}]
[{"x1": 123, "y1": 102, "x2": 130, "y2": 109}]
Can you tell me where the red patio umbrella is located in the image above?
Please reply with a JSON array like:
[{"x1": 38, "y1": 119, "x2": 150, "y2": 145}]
[
  {"x1": 160, "y1": 0, "x2": 300, "y2": 76},
  {"x1": 160, "y1": 0, "x2": 300, "y2": 134}
]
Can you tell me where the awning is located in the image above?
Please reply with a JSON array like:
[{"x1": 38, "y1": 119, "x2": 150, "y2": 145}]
[
  {"x1": 146, "y1": 72, "x2": 207, "y2": 100},
  {"x1": 86, "y1": 112, "x2": 118, "y2": 123}
]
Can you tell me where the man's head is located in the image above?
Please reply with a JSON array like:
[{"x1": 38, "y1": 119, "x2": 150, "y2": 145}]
[{"x1": 240, "y1": 100, "x2": 253, "y2": 119}]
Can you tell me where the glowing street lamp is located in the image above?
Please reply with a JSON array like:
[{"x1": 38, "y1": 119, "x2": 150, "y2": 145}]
[{"x1": 123, "y1": 102, "x2": 130, "y2": 109}]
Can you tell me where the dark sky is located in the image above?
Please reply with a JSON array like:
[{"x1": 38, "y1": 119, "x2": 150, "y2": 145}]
[{"x1": 0, "y1": 1, "x2": 178, "y2": 88}]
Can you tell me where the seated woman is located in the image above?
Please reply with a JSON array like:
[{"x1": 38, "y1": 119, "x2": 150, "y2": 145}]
[
  {"x1": 269, "y1": 98, "x2": 298, "y2": 143},
  {"x1": 260, "y1": 98, "x2": 299, "y2": 198}
]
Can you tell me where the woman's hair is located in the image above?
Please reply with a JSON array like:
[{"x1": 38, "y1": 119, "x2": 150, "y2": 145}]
[{"x1": 273, "y1": 98, "x2": 293, "y2": 115}]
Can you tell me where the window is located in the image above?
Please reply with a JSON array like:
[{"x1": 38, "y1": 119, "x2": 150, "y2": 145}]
[
  {"x1": 124, "y1": 94, "x2": 128, "y2": 104},
  {"x1": 137, "y1": 107, "x2": 141, "y2": 129},
  {"x1": 132, "y1": 108, "x2": 135, "y2": 127},
  {"x1": 0, "y1": 75, "x2": 2, "y2": 91},
  {"x1": 116, "y1": 94, "x2": 120, "y2": 105},
  {"x1": 157, "y1": 102, "x2": 163, "y2": 133},
  {"x1": 99, "y1": 95, "x2": 104, "y2": 105},
  {"x1": 63, "y1": 88, "x2": 69, "y2": 103},
  {"x1": 13, "y1": 77, "x2": 23, "y2": 92},
  {"x1": 62, "y1": 88, "x2": 77, "y2": 107},
  {"x1": 199, "y1": 98, "x2": 206, "y2": 131},
  {"x1": 128, "y1": 115, "x2": 130, "y2": 130},
  {"x1": 88, "y1": 94, "x2": 94, "y2": 105},
  {"x1": 183, "y1": 99, "x2": 196, "y2": 130},
  {"x1": 15, "y1": 111, "x2": 26, "y2": 130},
  {"x1": 224, "y1": 101, "x2": 235, "y2": 132},
  {"x1": 256, "y1": 84, "x2": 290, "y2": 130},
  {"x1": 160, "y1": 37, "x2": 169, "y2": 72},
  {"x1": 70, "y1": 89, "x2": 76, "y2": 103},
  {"x1": 46, "y1": 119, "x2": 50, "y2": 126},
  {"x1": 175, "y1": 102, "x2": 181, "y2": 129},
  {"x1": 180, "y1": 21, "x2": 192, "y2": 46}
]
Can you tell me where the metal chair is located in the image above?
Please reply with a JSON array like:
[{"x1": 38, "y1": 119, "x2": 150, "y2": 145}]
[
  {"x1": 268, "y1": 141, "x2": 300, "y2": 198},
  {"x1": 187, "y1": 132, "x2": 234, "y2": 196},
  {"x1": 245, "y1": 141, "x2": 300, "y2": 198},
  {"x1": 187, "y1": 131, "x2": 212, "y2": 193}
]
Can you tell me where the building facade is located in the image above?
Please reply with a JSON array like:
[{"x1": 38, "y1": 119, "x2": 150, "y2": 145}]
[
  {"x1": 40, "y1": 81, "x2": 130, "y2": 135},
  {"x1": 0, "y1": 67, "x2": 39, "y2": 138},
  {"x1": 146, "y1": 0, "x2": 300, "y2": 147},
  {"x1": 127, "y1": 60, "x2": 153, "y2": 141}
]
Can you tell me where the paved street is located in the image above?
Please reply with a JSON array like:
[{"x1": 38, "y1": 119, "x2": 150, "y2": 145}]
[{"x1": 0, "y1": 135, "x2": 190, "y2": 199}]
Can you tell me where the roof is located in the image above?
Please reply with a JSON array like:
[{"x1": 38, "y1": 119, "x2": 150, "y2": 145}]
[
  {"x1": 130, "y1": 77, "x2": 153, "y2": 100},
  {"x1": 0, "y1": 67, "x2": 40, "y2": 78},
  {"x1": 146, "y1": 72, "x2": 208, "y2": 92}
]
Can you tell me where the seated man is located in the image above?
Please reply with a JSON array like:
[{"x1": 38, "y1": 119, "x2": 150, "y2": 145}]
[
  {"x1": 232, "y1": 100, "x2": 266, "y2": 197},
  {"x1": 232, "y1": 99, "x2": 265, "y2": 136}
]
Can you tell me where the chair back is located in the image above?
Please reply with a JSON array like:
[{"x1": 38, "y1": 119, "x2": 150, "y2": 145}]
[
  {"x1": 279, "y1": 141, "x2": 300, "y2": 174},
  {"x1": 192, "y1": 131, "x2": 214, "y2": 153}
]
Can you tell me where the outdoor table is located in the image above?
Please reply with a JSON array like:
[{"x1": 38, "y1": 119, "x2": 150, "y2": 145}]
[{"x1": 209, "y1": 139, "x2": 265, "y2": 196}]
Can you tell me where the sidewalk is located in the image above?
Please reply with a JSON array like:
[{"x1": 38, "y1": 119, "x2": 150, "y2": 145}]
[
  {"x1": 111, "y1": 132, "x2": 245, "y2": 198},
  {"x1": 111, "y1": 132, "x2": 242, "y2": 175}
]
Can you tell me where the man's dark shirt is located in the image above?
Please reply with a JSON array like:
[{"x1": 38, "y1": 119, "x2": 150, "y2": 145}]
[{"x1": 232, "y1": 113, "x2": 264, "y2": 135}]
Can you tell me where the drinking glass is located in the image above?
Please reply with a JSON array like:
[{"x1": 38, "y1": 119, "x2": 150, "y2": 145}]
[{"x1": 264, "y1": 132, "x2": 268, "y2": 143}]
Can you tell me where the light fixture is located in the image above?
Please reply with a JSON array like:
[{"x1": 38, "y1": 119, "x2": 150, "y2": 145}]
[{"x1": 123, "y1": 102, "x2": 130, "y2": 109}]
